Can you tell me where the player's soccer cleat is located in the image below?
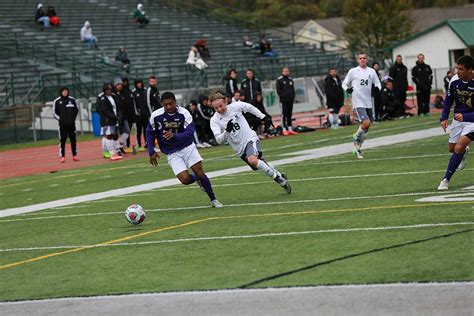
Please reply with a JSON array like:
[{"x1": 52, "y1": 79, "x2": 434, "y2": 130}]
[
  {"x1": 280, "y1": 173, "x2": 292, "y2": 194},
  {"x1": 72, "y1": 156, "x2": 80, "y2": 161},
  {"x1": 103, "y1": 151, "x2": 111, "y2": 159},
  {"x1": 59, "y1": 157, "x2": 65, "y2": 163},
  {"x1": 288, "y1": 130, "x2": 298, "y2": 135},
  {"x1": 282, "y1": 130, "x2": 290, "y2": 136},
  {"x1": 437, "y1": 178, "x2": 449, "y2": 191},
  {"x1": 202, "y1": 142, "x2": 212, "y2": 148},
  {"x1": 211, "y1": 199, "x2": 224, "y2": 208},
  {"x1": 458, "y1": 146, "x2": 469, "y2": 171},
  {"x1": 353, "y1": 145, "x2": 364, "y2": 159},
  {"x1": 110, "y1": 155, "x2": 123, "y2": 161},
  {"x1": 124, "y1": 147, "x2": 133, "y2": 154},
  {"x1": 196, "y1": 142, "x2": 206, "y2": 148},
  {"x1": 138, "y1": 146, "x2": 146, "y2": 152}
]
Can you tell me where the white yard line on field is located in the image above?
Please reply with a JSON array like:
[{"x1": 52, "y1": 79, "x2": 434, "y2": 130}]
[
  {"x1": 0, "y1": 190, "x2": 470, "y2": 223},
  {"x1": 1, "y1": 222, "x2": 472, "y2": 253},
  {"x1": 0, "y1": 127, "x2": 444, "y2": 218}
]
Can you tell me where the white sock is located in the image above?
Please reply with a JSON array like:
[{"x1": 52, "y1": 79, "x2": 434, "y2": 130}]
[
  {"x1": 355, "y1": 126, "x2": 367, "y2": 144},
  {"x1": 265, "y1": 161, "x2": 282, "y2": 178},
  {"x1": 102, "y1": 137, "x2": 107, "y2": 152},
  {"x1": 118, "y1": 133, "x2": 129, "y2": 146},
  {"x1": 257, "y1": 160, "x2": 277, "y2": 179},
  {"x1": 106, "y1": 139, "x2": 117, "y2": 156},
  {"x1": 332, "y1": 114, "x2": 339, "y2": 126}
]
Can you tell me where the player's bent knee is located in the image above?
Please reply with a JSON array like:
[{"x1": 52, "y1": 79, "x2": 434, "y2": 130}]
[{"x1": 247, "y1": 156, "x2": 259, "y2": 168}]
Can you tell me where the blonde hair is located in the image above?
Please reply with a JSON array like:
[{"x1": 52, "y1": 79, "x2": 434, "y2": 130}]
[{"x1": 208, "y1": 91, "x2": 227, "y2": 104}]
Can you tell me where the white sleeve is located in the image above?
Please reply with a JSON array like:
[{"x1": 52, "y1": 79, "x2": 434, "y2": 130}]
[
  {"x1": 342, "y1": 69, "x2": 352, "y2": 90},
  {"x1": 238, "y1": 101, "x2": 265, "y2": 119},
  {"x1": 373, "y1": 69, "x2": 381, "y2": 90},
  {"x1": 181, "y1": 107, "x2": 193, "y2": 128},
  {"x1": 52, "y1": 98, "x2": 60, "y2": 120},
  {"x1": 210, "y1": 116, "x2": 227, "y2": 144}
]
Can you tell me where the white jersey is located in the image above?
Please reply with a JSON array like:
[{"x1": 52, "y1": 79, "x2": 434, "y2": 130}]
[
  {"x1": 342, "y1": 66, "x2": 381, "y2": 109},
  {"x1": 210, "y1": 101, "x2": 265, "y2": 156}
]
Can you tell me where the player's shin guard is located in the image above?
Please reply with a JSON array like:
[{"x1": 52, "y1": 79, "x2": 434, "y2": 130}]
[
  {"x1": 102, "y1": 137, "x2": 107, "y2": 152},
  {"x1": 355, "y1": 126, "x2": 367, "y2": 144},
  {"x1": 444, "y1": 151, "x2": 465, "y2": 181},
  {"x1": 257, "y1": 160, "x2": 285, "y2": 184},
  {"x1": 198, "y1": 175, "x2": 216, "y2": 201}
]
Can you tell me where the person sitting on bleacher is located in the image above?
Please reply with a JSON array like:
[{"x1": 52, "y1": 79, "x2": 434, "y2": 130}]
[
  {"x1": 47, "y1": 5, "x2": 60, "y2": 27},
  {"x1": 186, "y1": 46, "x2": 208, "y2": 70},
  {"x1": 115, "y1": 47, "x2": 131, "y2": 73},
  {"x1": 80, "y1": 21, "x2": 98, "y2": 49},
  {"x1": 195, "y1": 38, "x2": 210, "y2": 60},
  {"x1": 133, "y1": 3, "x2": 149, "y2": 27},
  {"x1": 35, "y1": 3, "x2": 50, "y2": 29}
]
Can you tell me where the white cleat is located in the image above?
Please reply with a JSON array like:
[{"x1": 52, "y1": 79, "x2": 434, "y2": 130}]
[
  {"x1": 280, "y1": 173, "x2": 292, "y2": 194},
  {"x1": 458, "y1": 146, "x2": 469, "y2": 170},
  {"x1": 437, "y1": 179, "x2": 450, "y2": 191},
  {"x1": 211, "y1": 199, "x2": 224, "y2": 208}
]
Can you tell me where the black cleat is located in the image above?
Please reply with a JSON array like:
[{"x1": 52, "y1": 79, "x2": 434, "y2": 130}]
[{"x1": 281, "y1": 173, "x2": 291, "y2": 194}]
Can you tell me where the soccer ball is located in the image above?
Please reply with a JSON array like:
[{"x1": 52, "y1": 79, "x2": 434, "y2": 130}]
[{"x1": 125, "y1": 204, "x2": 146, "y2": 225}]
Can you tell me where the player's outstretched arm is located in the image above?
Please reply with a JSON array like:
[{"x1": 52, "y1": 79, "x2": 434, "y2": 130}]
[
  {"x1": 145, "y1": 123, "x2": 157, "y2": 157},
  {"x1": 239, "y1": 101, "x2": 265, "y2": 120}
]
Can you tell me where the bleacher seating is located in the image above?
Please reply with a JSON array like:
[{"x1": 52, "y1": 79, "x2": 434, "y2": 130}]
[{"x1": 0, "y1": 0, "x2": 348, "y2": 106}]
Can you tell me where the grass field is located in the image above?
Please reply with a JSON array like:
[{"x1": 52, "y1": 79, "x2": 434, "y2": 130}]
[{"x1": 0, "y1": 116, "x2": 473, "y2": 302}]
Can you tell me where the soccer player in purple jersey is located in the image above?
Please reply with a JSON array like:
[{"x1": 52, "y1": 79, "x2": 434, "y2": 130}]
[
  {"x1": 438, "y1": 55, "x2": 473, "y2": 190},
  {"x1": 146, "y1": 92, "x2": 223, "y2": 207}
]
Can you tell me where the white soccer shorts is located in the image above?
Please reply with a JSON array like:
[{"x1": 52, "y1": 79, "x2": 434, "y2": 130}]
[
  {"x1": 167, "y1": 143, "x2": 203, "y2": 175},
  {"x1": 101, "y1": 126, "x2": 118, "y2": 136},
  {"x1": 449, "y1": 120, "x2": 474, "y2": 144}
]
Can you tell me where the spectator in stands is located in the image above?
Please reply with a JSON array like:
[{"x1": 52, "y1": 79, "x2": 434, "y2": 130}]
[
  {"x1": 324, "y1": 67, "x2": 344, "y2": 129},
  {"x1": 231, "y1": 90, "x2": 242, "y2": 103},
  {"x1": 132, "y1": 79, "x2": 148, "y2": 151},
  {"x1": 80, "y1": 21, "x2": 98, "y2": 49},
  {"x1": 258, "y1": 33, "x2": 267, "y2": 55},
  {"x1": 240, "y1": 68, "x2": 262, "y2": 104},
  {"x1": 225, "y1": 69, "x2": 239, "y2": 97},
  {"x1": 380, "y1": 78, "x2": 400, "y2": 120},
  {"x1": 113, "y1": 78, "x2": 129, "y2": 154},
  {"x1": 119, "y1": 77, "x2": 136, "y2": 151},
  {"x1": 133, "y1": 3, "x2": 149, "y2": 27},
  {"x1": 389, "y1": 55, "x2": 408, "y2": 109},
  {"x1": 115, "y1": 47, "x2": 131, "y2": 73},
  {"x1": 444, "y1": 70, "x2": 453, "y2": 94},
  {"x1": 412, "y1": 53, "x2": 433, "y2": 116},
  {"x1": 195, "y1": 38, "x2": 210, "y2": 60},
  {"x1": 47, "y1": 5, "x2": 60, "y2": 27},
  {"x1": 53, "y1": 87, "x2": 79, "y2": 163},
  {"x1": 263, "y1": 39, "x2": 278, "y2": 58},
  {"x1": 372, "y1": 62, "x2": 382, "y2": 121},
  {"x1": 252, "y1": 92, "x2": 273, "y2": 138},
  {"x1": 146, "y1": 76, "x2": 161, "y2": 111},
  {"x1": 243, "y1": 36, "x2": 259, "y2": 50},
  {"x1": 97, "y1": 83, "x2": 122, "y2": 161},
  {"x1": 186, "y1": 46, "x2": 208, "y2": 70},
  {"x1": 35, "y1": 3, "x2": 50, "y2": 29},
  {"x1": 187, "y1": 100, "x2": 211, "y2": 148},
  {"x1": 197, "y1": 94, "x2": 216, "y2": 146},
  {"x1": 276, "y1": 67, "x2": 297, "y2": 135}
]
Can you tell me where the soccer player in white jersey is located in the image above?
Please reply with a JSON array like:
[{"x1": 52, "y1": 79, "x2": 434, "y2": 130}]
[
  {"x1": 209, "y1": 91, "x2": 291, "y2": 194},
  {"x1": 342, "y1": 52, "x2": 382, "y2": 159}
]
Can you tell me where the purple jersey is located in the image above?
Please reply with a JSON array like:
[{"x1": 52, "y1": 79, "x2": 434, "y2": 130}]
[
  {"x1": 146, "y1": 106, "x2": 195, "y2": 155},
  {"x1": 441, "y1": 74, "x2": 474, "y2": 122}
]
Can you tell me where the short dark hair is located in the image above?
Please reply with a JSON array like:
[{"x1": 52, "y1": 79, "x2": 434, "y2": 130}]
[
  {"x1": 228, "y1": 68, "x2": 237, "y2": 76},
  {"x1": 246, "y1": 68, "x2": 254, "y2": 73},
  {"x1": 358, "y1": 51, "x2": 367, "y2": 56},
  {"x1": 372, "y1": 62, "x2": 380, "y2": 67},
  {"x1": 396, "y1": 54, "x2": 402, "y2": 58},
  {"x1": 161, "y1": 92, "x2": 176, "y2": 101},
  {"x1": 148, "y1": 76, "x2": 157, "y2": 80},
  {"x1": 329, "y1": 67, "x2": 337, "y2": 71},
  {"x1": 456, "y1": 55, "x2": 473, "y2": 69},
  {"x1": 102, "y1": 82, "x2": 112, "y2": 92}
]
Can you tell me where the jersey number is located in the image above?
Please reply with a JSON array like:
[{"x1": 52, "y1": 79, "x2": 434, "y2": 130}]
[
  {"x1": 230, "y1": 122, "x2": 240, "y2": 132},
  {"x1": 360, "y1": 79, "x2": 369, "y2": 86}
]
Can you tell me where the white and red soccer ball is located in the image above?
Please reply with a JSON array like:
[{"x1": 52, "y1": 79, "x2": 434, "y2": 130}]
[{"x1": 125, "y1": 204, "x2": 146, "y2": 225}]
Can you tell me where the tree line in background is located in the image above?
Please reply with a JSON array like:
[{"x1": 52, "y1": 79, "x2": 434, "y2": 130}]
[{"x1": 198, "y1": 0, "x2": 472, "y2": 58}]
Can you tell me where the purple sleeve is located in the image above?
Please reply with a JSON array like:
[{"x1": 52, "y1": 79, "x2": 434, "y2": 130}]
[
  {"x1": 146, "y1": 123, "x2": 156, "y2": 156},
  {"x1": 173, "y1": 122, "x2": 196, "y2": 143},
  {"x1": 461, "y1": 112, "x2": 474, "y2": 122},
  {"x1": 440, "y1": 85, "x2": 454, "y2": 121}
]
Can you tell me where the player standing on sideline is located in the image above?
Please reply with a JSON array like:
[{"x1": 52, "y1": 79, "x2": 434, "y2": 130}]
[
  {"x1": 146, "y1": 92, "x2": 223, "y2": 208},
  {"x1": 438, "y1": 55, "x2": 473, "y2": 190},
  {"x1": 208, "y1": 91, "x2": 291, "y2": 194},
  {"x1": 342, "y1": 52, "x2": 382, "y2": 159},
  {"x1": 53, "y1": 87, "x2": 79, "y2": 163}
]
